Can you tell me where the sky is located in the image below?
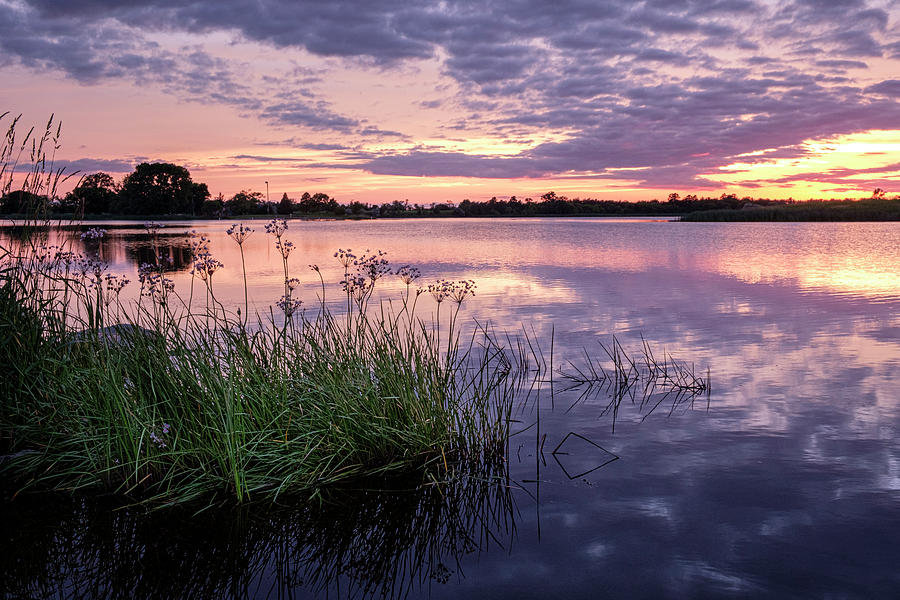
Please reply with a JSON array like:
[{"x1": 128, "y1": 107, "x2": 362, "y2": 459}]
[{"x1": 2, "y1": 0, "x2": 900, "y2": 204}]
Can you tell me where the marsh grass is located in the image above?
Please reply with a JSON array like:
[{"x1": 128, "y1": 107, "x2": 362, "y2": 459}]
[
  {"x1": 560, "y1": 335, "x2": 710, "y2": 431},
  {"x1": 680, "y1": 197, "x2": 900, "y2": 221},
  {"x1": 0, "y1": 113, "x2": 519, "y2": 506},
  {"x1": 0, "y1": 235, "x2": 517, "y2": 505},
  {"x1": 0, "y1": 112, "x2": 710, "y2": 508}
]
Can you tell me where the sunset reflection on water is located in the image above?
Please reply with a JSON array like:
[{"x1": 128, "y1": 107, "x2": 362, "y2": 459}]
[{"x1": 3, "y1": 217, "x2": 900, "y2": 597}]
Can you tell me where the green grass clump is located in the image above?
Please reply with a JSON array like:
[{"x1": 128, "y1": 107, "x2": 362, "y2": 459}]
[{"x1": 0, "y1": 222, "x2": 512, "y2": 506}]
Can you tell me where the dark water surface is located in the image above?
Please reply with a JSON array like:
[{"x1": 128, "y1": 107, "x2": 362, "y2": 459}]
[{"x1": 2, "y1": 218, "x2": 899, "y2": 598}]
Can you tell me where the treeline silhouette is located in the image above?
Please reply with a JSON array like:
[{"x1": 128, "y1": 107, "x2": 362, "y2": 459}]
[{"x1": 1, "y1": 163, "x2": 896, "y2": 220}]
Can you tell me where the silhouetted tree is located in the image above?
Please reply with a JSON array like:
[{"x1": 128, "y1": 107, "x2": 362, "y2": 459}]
[
  {"x1": 202, "y1": 193, "x2": 225, "y2": 217},
  {"x1": 297, "y1": 192, "x2": 336, "y2": 213},
  {"x1": 0, "y1": 190, "x2": 44, "y2": 214},
  {"x1": 64, "y1": 172, "x2": 117, "y2": 214},
  {"x1": 191, "y1": 182, "x2": 210, "y2": 215},
  {"x1": 225, "y1": 190, "x2": 263, "y2": 215},
  {"x1": 116, "y1": 163, "x2": 196, "y2": 215},
  {"x1": 277, "y1": 193, "x2": 294, "y2": 215}
]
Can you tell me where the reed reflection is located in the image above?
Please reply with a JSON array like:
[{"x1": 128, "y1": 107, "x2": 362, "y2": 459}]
[{"x1": 0, "y1": 466, "x2": 515, "y2": 600}]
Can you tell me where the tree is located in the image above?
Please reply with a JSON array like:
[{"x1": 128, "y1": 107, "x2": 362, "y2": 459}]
[
  {"x1": 202, "y1": 193, "x2": 225, "y2": 217},
  {"x1": 117, "y1": 163, "x2": 197, "y2": 215},
  {"x1": 297, "y1": 192, "x2": 335, "y2": 214},
  {"x1": 872, "y1": 187, "x2": 886, "y2": 200},
  {"x1": 191, "y1": 182, "x2": 210, "y2": 215},
  {"x1": 277, "y1": 193, "x2": 294, "y2": 215},
  {"x1": 0, "y1": 190, "x2": 44, "y2": 215},
  {"x1": 225, "y1": 190, "x2": 263, "y2": 215},
  {"x1": 64, "y1": 172, "x2": 118, "y2": 214}
]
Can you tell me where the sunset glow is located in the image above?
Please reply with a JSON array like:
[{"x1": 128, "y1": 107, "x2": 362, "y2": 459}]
[{"x1": 3, "y1": 0, "x2": 899, "y2": 202}]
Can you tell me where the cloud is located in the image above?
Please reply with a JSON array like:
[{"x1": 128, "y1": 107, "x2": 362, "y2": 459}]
[
  {"x1": 230, "y1": 155, "x2": 309, "y2": 163},
  {"x1": 21, "y1": 158, "x2": 136, "y2": 174},
  {"x1": 2, "y1": 0, "x2": 899, "y2": 189},
  {"x1": 815, "y1": 59, "x2": 868, "y2": 69},
  {"x1": 865, "y1": 80, "x2": 900, "y2": 96}
]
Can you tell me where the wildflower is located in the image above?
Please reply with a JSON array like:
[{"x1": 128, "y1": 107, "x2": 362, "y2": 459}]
[
  {"x1": 428, "y1": 279, "x2": 452, "y2": 303},
  {"x1": 53, "y1": 250, "x2": 78, "y2": 267},
  {"x1": 143, "y1": 222, "x2": 161, "y2": 236},
  {"x1": 352, "y1": 250, "x2": 390, "y2": 282},
  {"x1": 157, "y1": 253, "x2": 174, "y2": 268},
  {"x1": 286, "y1": 277, "x2": 301, "y2": 291},
  {"x1": 80, "y1": 227, "x2": 106, "y2": 240},
  {"x1": 102, "y1": 274, "x2": 130, "y2": 306},
  {"x1": 191, "y1": 256, "x2": 223, "y2": 281},
  {"x1": 276, "y1": 295, "x2": 303, "y2": 317},
  {"x1": 265, "y1": 219, "x2": 288, "y2": 237},
  {"x1": 150, "y1": 422, "x2": 172, "y2": 448},
  {"x1": 335, "y1": 248, "x2": 356, "y2": 269},
  {"x1": 275, "y1": 239, "x2": 295, "y2": 259},
  {"x1": 340, "y1": 274, "x2": 374, "y2": 306},
  {"x1": 449, "y1": 280, "x2": 477, "y2": 304},
  {"x1": 395, "y1": 265, "x2": 421, "y2": 285},
  {"x1": 75, "y1": 257, "x2": 108, "y2": 288},
  {"x1": 226, "y1": 223, "x2": 254, "y2": 245},
  {"x1": 149, "y1": 430, "x2": 167, "y2": 449},
  {"x1": 189, "y1": 230, "x2": 211, "y2": 256},
  {"x1": 139, "y1": 263, "x2": 173, "y2": 303}
]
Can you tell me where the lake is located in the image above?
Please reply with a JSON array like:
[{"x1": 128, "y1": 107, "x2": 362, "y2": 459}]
[{"x1": 2, "y1": 217, "x2": 899, "y2": 598}]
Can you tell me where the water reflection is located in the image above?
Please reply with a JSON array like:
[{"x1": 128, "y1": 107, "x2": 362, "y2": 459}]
[
  {"x1": 0, "y1": 469, "x2": 514, "y2": 599},
  {"x1": 2, "y1": 218, "x2": 900, "y2": 597}
]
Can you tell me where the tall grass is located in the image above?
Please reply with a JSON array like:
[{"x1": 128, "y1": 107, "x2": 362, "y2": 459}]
[
  {"x1": 680, "y1": 197, "x2": 900, "y2": 221},
  {"x1": 0, "y1": 227, "x2": 515, "y2": 505},
  {"x1": 0, "y1": 114, "x2": 516, "y2": 506},
  {"x1": 0, "y1": 112, "x2": 711, "y2": 508}
]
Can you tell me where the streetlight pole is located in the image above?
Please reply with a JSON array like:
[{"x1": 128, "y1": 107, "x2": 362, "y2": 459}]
[{"x1": 265, "y1": 181, "x2": 269, "y2": 205}]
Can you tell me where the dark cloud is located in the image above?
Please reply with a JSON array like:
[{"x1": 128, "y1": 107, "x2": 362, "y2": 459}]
[
  {"x1": 18, "y1": 158, "x2": 135, "y2": 174},
  {"x1": 815, "y1": 59, "x2": 868, "y2": 69},
  {"x1": 299, "y1": 143, "x2": 353, "y2": 151},
  {"x1": 865, "y1": 80, "x2": 900, "y2": 96},
  {"x1": 230, "y1": 155, "x2": 309, "y2": 162},
  {"x1": 2, "y1": 0, "x2": 899, "y2": 188},
  {"x1": 259, "y1": 102, "x2": 359, "y2": 132}
]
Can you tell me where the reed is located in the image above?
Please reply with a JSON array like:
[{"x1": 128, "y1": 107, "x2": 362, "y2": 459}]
[
  {"x1": 0, "y1": 112, "x2": 711, "y2": 507},
  {"x1": 0, "y1": 220, "x2": 517, "y2": 506}
]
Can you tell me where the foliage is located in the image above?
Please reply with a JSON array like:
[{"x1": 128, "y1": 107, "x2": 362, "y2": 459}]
[
  {"x1": 62, "y1": 172, "x2": 117, "y2": 214},
  {"x1": 116, "y1": 162, "x2": 198, "y2": 215},
  {"x1": 277, "y1": 192, "x2": 293, "y2": 215},
  {"x1": 297, "y1": 192, "x2": 339, "y2": 214},
  {"x1": 224, "y1": 189, "x2": 264, "y2": 215},
  {"x1": 0, "y1": 218, "x2": 514, "y2": 506}
]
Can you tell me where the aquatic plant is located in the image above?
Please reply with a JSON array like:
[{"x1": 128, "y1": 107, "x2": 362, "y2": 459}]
[
  {"x1": 0, "y1": 208, "x2": 519, "y2": 506},
  {"x1": 0, "y1": 112, "x2": 711, "y2": 508}
]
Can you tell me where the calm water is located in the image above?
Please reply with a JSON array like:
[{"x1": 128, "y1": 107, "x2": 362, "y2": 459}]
[{"x1": 2, "y1": 218, "x2": 900, "y2": 598}]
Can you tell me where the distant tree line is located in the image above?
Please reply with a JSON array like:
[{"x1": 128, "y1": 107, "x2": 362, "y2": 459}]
[
  {"x1": 1, "y1": 162, "x2": 894, "y2": 219},
  {"x1": 370, "y1": 191, "x2": 793, "y2": 218}
]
